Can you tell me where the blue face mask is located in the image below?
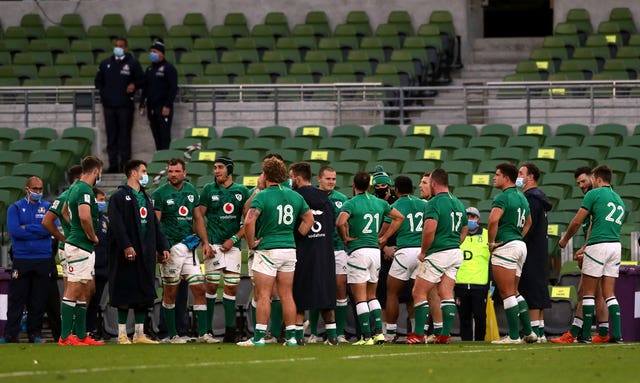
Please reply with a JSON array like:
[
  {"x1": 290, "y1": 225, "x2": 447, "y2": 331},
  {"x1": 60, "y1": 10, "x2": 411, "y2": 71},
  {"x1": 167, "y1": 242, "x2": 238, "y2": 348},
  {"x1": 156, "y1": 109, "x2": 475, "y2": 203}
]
[
  {"x1": 29, "y1": 191, "x2": 43, "y2": 202},
  {"x1": 150, "y1": 52, "x2": 160, "y2": 63},
  {"x1": 113, "y1": 47, "x2": 124, "y2": 57},
  {"x1": 140, "y1": 174, "x2": 149, "y2": 186},
  {"x1": 468, "y1": 219, "x2": 479, "y2": 231},
  {"x1": 515, "y1": 177, "x2": 525, "y2": 189},
  {"x1": 97, "y1": 201, "x2": 107, "y2": 213}
]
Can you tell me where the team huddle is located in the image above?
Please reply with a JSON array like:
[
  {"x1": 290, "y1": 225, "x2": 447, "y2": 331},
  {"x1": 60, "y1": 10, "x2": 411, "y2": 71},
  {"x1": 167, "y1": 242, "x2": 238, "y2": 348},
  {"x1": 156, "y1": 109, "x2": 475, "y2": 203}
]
[{"x1": 46, "y1": 153, "x2": 626, "y2": 346}]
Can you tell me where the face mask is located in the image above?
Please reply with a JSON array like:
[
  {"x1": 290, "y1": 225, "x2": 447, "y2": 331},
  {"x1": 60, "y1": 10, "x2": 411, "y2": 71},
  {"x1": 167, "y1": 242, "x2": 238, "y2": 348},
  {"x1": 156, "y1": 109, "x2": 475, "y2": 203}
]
[
  {"x1": 140, "y1": 174, "x2": 149, "y2": 186},
  {"x1": 374, "y1": 187, "x2": 389, "y2": 199},
  {"x1": 29, "y1": 191, "x2": 43, "y2": 202},
  {"x1": 515, "y1": 177, "x2": 525, "y2": 189},
  {"x1": 97, "y1": 201, "x2": 107, "y2": 213},
  {"x1": 95, "y1": 175, "x2": 102, "y2": 186},
  {"x1": 150, "y1": 52, "x2": 160, "y2": 63},
  {"x1": 113, "y1": 47, "x2": 124, "y2": 57},
  {"x1": 468, "y1": 219, "x2": 479, "y2": 231}
]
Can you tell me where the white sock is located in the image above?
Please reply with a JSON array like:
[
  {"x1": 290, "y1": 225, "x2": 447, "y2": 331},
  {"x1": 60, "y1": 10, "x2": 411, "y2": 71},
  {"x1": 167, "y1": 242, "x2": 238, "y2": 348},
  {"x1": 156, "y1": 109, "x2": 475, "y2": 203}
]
[
  {"x1": 118, "y1": 324, "x2": 127, "y2": 336},
  {"x1": 135, "y1": 323, "x2": 144, "y2": 337}
]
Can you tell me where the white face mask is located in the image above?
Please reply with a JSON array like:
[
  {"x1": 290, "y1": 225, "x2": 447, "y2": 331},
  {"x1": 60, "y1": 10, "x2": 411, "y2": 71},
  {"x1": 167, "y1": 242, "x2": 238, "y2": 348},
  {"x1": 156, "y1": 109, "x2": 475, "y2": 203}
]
[
  {"x1": 140, "y1": 174, "x2": 149, "y2": 186},
  {"x1": 515, "y1": 177, "x2": 526, "y2": 188}
]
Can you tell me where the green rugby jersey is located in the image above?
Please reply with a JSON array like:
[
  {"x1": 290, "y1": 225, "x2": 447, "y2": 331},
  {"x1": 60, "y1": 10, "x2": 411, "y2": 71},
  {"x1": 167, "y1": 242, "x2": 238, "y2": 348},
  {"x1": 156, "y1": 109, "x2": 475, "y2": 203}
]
[
  {"x1": 199, "y1": 181, "x2": 251, "y2": 245},
  {"x1": 582, "y1": 186, "x2": 626, "y2": 245},
  {"x1": 66, "y1": 180, "x2": 98, "y2": 252},
  {"x1": 250, "y1": 184, "x2": 309, "y2": 250},
  {"x1": 134, "y1": 189, "x2": 148, "y2": 239},
  {"x1": 49, "y1": 189, "x2": 71, "y2": 250},
  {"x1": 152, "y1": 182, "x2": 200, "y2": 247},
  {"x1": 424, "y1": 192, "x2": 467, "y2": 255},
  {"x1": 327, "y1": 189, "x2": 348, "y2": 251},
  {"x1": 391, "y1": 195, "x2": 428, "y2": 250},
  {"x1": 340, "y1": 192, "x2": 391, "y2": 253},
  {"x1": 492, "y1": 187, "x2": 530, "y2": 244}
]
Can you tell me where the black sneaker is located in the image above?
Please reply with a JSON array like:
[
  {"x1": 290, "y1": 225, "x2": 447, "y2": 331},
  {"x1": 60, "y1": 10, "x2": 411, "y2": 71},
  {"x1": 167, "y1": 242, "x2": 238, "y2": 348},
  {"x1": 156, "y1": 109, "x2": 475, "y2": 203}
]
[
  {"x1": 324, "y1": 337, "x2": 338, "y2": 345},
  {"x1": 609, "y1": 337, "x2": 624, "y2": 344},
  {"x1": 223, "y1": 328, "x2": 240, "y2": 343}
]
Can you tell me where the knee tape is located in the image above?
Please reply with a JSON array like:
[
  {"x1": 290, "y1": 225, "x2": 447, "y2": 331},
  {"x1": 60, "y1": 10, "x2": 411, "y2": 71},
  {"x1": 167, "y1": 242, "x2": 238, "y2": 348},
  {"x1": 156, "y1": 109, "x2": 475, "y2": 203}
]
[
  {"x1": 206, "y1": 271, "x2": 221, "y2": 284},
  {"x1": 224, "y1": 274, "x2": 240, "y2": 287},
  {"x1": 186, "y1": 274, "x2": 205, "y2": 285},
  {"x1": 162, "y1": 277, "x2": 180, "y2": 286}
]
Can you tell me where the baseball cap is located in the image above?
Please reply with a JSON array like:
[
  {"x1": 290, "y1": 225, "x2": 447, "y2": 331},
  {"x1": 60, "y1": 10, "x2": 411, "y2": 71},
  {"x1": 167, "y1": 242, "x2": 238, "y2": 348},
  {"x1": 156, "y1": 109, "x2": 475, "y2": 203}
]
[{"x1": 466, "y1": 207, "x2": 480, "y2": 218}]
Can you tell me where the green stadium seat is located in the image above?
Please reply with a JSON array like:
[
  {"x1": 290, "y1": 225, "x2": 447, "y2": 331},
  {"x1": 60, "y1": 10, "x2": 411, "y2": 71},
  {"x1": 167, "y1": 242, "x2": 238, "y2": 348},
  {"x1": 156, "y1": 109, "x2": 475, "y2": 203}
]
[
  {"x1": 185, "y1": 161, "x2": 212, "y2": 184},
  {"x1": 60, "y1": 13, "x2": 86, "y2": 40},
  {"x1": 406, "y1": 124, "x2": 438, "y2": 141},
  {"x1": 332, "y1": 124, "x2": 366, "y2": 143},
  {"x1": 46, "y1": 138, "x2": 82, "y2": 167},
  {"x1": 332, "y1": 161, "x2": 361, "y2": 177},
  {"x1": 489, "y1": 147, "x2": 524, "y2": 163},
  {"x1": 467, "y1": 136, "x2": 501, "y2": 150},
  {"x1": 101, "y1": 13, "x2": 127, "y2": 39},
  {"x1": 339, "y1": 149, "x2": 372, "y2": 165},
  {"x1": 581, "y1": 135, "x2": 617, "y2": 149},
  {"x1": 517, "y1": 123, "x2": 551, "y2": 141},
  {"x1": 264, "y1": 12, "x2": 290, "y2": 38},
  {"x1": 0, "y1": 127, "x2": 21, "y2": 149},
  {"x1": 24, "y1": 127, "x2": 57, "y2": 143},
  {"x1": 61, "y1": 127, "x2": 95, "y2": 157},
  {"x1": 593, "y1": 123, "x2": 628, "y2": 144},
  {"x1": 479, "y1": 123, "x2": 513, "y2": 143},
  {"x1": 0, "y1": 175, "x2": 30, "y2": 202},
  {"x1": 273, "y1": 139, "x2": 309, "y2": 162},
  {"x1": 168, "y1": 137, "x2": 203, "y2": 152},
  {"x1": 224, "y1": 13, "x2": 250, "y2": 39},
  {"x1": 443, "y1": 123, "x2": 477, "y2": 144},
  {"x1": 302, "y1": 149, "x2": 337, "y2": 165},
  {"x1": 2, "y1": 26, "x2": 29, "y2": 54},
  {"x1": 451, "y1": 148, "x2": 488, "y2": 165},
  {"x1": 368, "y1": 124, "x2": 403, "y2": 140},
  {"x1": 294, "y1": 125, "x2": 328, "y2": 144},
  {"x1": 453, "y1": 186, "x2": 489, "y2": 206},
  {"x1": 166, "y1": 25, "x2": 195, "y2": 53},
  {"x1": 220, "y1": 126, "x2": 254, "y2": 144},
  {"x1": 401, "y1": 160, "x2": 440, "y2": 177},
  {"x1": 346, "y1": 10, "x2": 373, "y2": 39},
  {"x1": 183, "y1": 13, "x2": 209, "y2": 39},
  {"x1": 8, "y1": 139, "x2": 45, "y2": 157},
  {"x1": 26, "y1": 40, "x2": 54, "y2": 67},
  {"x1": 243, "y1": 137, "x2": 280, "y2": 155},
  {"x1": 554, "y1": 123, "x2": 589, "y2": 143},
  {"x1": 376, "y1": 148, "x2": 411, "y2": 164},
  {"x1": 11, "y1": 162, "x2": 48, "y2": 181},
  {"x1": 257, "y1": 125, "x2": 290, "y2": 142},
  {"x1": 184, "y1": 126, "x2": 216, "y2": 139},
  {"x1": 204, "y1": 138, "x2": 240, "y2": 155},
  {"x1": 387, "y1": 10, "x2": 414, "y2": 39},
  {"x1": 430, "y1": 136, "x2": 466, "y2": 157},
  {"x1": 565, "y1": 146, "x2": 604, "y2": 166},
  {"x1": 20, "y1": 13, "x2": 45, "y2": 40},
  {"x1": 152, "y1": 149, "x2": 188, "y2": 163},
  {"x1": 554, "y1": 159, "x2": 592, "y2": 174},
  {"x1": 305, "y1": 11, "x2": 331, "y2": 40},
  {"x1": 142, "y1": 13, "x2": 168, "y2": 39},
  {"x1": 354, "y1": 137, "x2": 389, "y2": 151},
  {"x1": 318, "y1": 137, "x2": 352, "y2": 151},
  {"x1": 505, "y1": 136, "x2": 541, "y2": 156}
]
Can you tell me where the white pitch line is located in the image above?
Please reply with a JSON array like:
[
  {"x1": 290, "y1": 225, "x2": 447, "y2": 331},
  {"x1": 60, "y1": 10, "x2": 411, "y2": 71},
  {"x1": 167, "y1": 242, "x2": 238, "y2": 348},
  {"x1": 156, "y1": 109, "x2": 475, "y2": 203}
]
[
  {"x1": 341, "y1": 343, "x2": 635, "y2": 360},
  {"x1": 0, "y1": 357, "x2": 318, "y2": 379}
]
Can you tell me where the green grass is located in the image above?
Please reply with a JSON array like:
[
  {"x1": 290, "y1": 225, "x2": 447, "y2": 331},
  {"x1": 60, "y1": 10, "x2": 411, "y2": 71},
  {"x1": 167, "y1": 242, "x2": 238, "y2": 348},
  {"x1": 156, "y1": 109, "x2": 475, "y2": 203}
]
[{"x1": 0, "y1": 342, "x2": 636, "y2": 383}]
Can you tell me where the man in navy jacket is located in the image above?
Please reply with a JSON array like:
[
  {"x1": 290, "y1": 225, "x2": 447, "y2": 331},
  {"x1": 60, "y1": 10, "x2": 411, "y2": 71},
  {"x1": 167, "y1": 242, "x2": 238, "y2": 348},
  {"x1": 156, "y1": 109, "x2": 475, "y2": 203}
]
[{"x1": 1, "y1": 177, "x2": 52, "y2": 343}]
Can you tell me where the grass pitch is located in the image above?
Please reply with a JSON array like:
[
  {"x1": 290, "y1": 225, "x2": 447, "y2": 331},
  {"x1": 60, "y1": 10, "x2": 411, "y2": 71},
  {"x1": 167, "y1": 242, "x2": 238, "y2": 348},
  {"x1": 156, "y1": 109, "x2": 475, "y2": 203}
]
[{"x1": 0, "y1": 342, "x2": 636, "y2": 383}]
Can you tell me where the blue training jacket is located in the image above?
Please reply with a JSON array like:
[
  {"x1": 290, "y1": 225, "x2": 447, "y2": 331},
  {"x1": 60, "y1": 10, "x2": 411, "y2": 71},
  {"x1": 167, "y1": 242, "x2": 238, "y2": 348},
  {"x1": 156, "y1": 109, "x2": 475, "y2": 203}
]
[{"x1": 7, "y1": 197, "x2": 53, "y2": 259}]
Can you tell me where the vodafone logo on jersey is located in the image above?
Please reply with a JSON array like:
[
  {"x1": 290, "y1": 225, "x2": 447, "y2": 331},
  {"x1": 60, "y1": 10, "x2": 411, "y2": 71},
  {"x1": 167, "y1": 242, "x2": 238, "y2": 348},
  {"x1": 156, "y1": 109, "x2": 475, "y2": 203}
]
[
  {"x1": 179, "y1": 206, "x2": 189, "y2": 216},
  {"x1": 140, "y1": 207, "x2": 148, "y2": 218},
  {"x1": 223, "y1": 202, "x2": 234, "y2": 214}
]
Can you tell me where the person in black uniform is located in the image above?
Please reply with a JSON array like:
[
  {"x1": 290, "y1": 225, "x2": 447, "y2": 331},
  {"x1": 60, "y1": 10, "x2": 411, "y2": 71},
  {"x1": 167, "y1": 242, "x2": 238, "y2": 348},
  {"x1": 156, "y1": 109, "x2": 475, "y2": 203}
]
[
  {"x1": 86, "y1": 188, "x2": 109, "y2": 339},
  {"x1": 289, "y1": 162, "x2": 338, "y2": 345},
  {"x1": 95, "y1": 37, "x2": 143, "y2": 173},
  {"x1": 517, "y1": 162, "x2": 552, "y2": 343},
  {"x1": 140, "y1": 40, "x2": 178, "y2": 151},
  {"x1": 108, "y1": 160, "x2": 170, "y2": 344}
]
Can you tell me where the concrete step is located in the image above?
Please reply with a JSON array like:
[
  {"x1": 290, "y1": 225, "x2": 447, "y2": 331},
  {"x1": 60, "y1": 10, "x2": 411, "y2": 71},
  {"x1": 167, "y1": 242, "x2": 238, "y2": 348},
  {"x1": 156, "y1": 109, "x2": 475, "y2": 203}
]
[{"x1": 471, "y1": 37, "x2": 544, "y2": 65}]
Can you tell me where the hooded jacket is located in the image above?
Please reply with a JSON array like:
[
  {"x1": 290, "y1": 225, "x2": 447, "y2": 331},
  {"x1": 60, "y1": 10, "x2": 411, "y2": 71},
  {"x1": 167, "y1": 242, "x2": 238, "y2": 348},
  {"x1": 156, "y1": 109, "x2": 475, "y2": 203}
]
[{"x1": 7, "y1": 197, "x2": 52, "y2": 259}]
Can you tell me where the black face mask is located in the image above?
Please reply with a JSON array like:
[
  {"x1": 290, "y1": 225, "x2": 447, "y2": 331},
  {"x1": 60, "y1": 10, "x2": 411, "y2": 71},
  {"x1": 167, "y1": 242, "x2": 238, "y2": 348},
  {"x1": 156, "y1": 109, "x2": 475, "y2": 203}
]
[{"x1": 374, "y1": 187, "x2": 389, "y2": 199}]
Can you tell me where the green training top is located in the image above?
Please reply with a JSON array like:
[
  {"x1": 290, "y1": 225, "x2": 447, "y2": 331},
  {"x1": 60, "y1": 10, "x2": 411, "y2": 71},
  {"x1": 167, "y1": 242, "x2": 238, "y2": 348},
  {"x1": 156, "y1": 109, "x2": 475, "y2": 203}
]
[
  {"x1": 199, "y1": 181, "x2": 251, "y2": 246},
  {"x1": 424, "y1": 191, "x2": 467, "y2": 255},
  {"x1": 492, "y1": 186, "x2": 530, "y2": 244},
  {"x1": 340, "y1": 192, "x2": 391, "y2": 253},
  {"x1": 391, "y1": 195, "x2": 428, "y2": 250},
  {"x1": 327, "y1": 189, "x2": 348, "y2": 251},
  {"x1": 66, "y1": 180, "x2": 98, "y2": 252},
  {"x1": 134, "y1": 189, "x2": 148, "y2": 239},
  {"x1": 152, "y1": 182, "x2": 199, "y2": 247},
  {"x1": 250, "y1": 184, "x2": 309, "y2": 250},
  {"x1": 49, "y1": 189, "x2": 70, "y2": 250},
  {"x1": 582, "y1": 186, "x2": 626, "y2": 245}
]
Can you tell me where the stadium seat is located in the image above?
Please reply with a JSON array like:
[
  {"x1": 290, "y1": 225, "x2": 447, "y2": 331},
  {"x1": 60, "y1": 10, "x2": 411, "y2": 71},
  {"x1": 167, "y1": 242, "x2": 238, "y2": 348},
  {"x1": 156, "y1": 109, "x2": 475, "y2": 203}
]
[
  {"x1": 318, "y1": 137, "x2": 352, "y2": 151},
  {"x1": 401, "y1": 160, "x2": 440, "y2": 177},
  {"x1": 220, "y1": 125, "x2": 254, "y2": 144},
  {"x1": 355, "y1": 137, "x2": 389, "y2": 151},
  {"x1": 338, "y1": 149, "x2": 372, "y2": 165},
  {"x1": 101, "y1": 13, "x2": 127, "y2": 39},
  {"x1": 20, "y1": 13, "x2": 45, "y2": 40},
  {"x1": 375, "y1": 148, "x2": 411, "y2": 164},
  {"x1": 264, "y1": 12, "x2": 290, "y2": 38},
  {"x1": 391, "y1": 136, "x2": 427, "y2": 156},
  {"x1": 543, "y1": 285, "x2": 578, "y2": 335},
  {"x1": 294, "y1": 125, "x2": 328, "y2": 144},
  {"x1": 302, "y1": 149, "x2": 336, "y2": 164},
  {"x1": 61, "y1": 127, "x2": 95, "y2": 156},
  {"x1": 489, "y1": 147, "x2": 525, "y2": 163},
  {"x1": 593, "y1": 123, "x2": 628, "y2": 144},
  {"x1": 332, "y1": 124, "x2": 366, "y2": 143},
  {"x1": 345, "y1": 10, "x2": 373, "y2": 39},
  {"x1": 0, "y1": 127, "x2": 21, "y2": 150},
  {"x1": 479, "y1": 123, "x2": 513, "y2": 144},
  {"x1": 183, "y1": 12, "x2": 209, "y2": 39},
  {"x1": 142, "y1": 13, "x2": 168, "y2": 39}
]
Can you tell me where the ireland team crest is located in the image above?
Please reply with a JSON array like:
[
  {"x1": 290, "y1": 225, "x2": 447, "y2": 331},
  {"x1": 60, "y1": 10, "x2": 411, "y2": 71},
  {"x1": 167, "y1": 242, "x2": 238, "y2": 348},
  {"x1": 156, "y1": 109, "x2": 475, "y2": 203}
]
[
  {"x1": 188, "y1": 195, "x2": 195, "y2": 203},
  {"x1": 235, "y1": 193, "x2": 243, "y2": 201},
  {"x1": 140, "y1": 207, "x2": 148, "y2": 218},
  {"x1": 179, "y1": 206, "x2": 189, "y2": 216},
  {"x1": 223, "y1": 202, "x2": 234, "y2": 214}
]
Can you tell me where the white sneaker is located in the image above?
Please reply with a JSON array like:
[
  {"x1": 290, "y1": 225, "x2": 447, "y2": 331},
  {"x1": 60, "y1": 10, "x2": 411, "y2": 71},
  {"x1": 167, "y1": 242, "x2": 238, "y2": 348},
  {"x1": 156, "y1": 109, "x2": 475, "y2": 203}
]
[
  {"x1": 537, "y1": 335, "x2": 547, "y2": 343},
  {"x1": 283, "y1": 337, "x2": 298, "y2": 346},
  {"x1": 523, "y1": 332, "x2": 538, "y2": 343},
  {"x1": 492, "y1": 336, "x2": 523, "y2": 344},
  {"x1": 336, "y1": 335, "x2": 350, "y2": 344},
  {"x1": 302, "y1": 320, "x2": 310, "y2": 333},
  {"x1": 169, "y1": 335, "x2": 188, "y2": 344},
  {"x1": 307, "y1": 334, "x2": 322, "y2": 343},
  {"x1": 237, "y1": 338, "x2": 266, "y2": 347},
  {"x1": 198, "y1": 333, "x2": 222, "y2": 344}
]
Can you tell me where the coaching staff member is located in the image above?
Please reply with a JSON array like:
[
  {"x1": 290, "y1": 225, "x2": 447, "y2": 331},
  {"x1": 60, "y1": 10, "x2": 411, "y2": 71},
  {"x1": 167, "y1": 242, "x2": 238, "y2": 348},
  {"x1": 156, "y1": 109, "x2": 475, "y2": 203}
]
[
  {"x1": 140, "y1": 40, "x2": 178, "y2": 150},
  {"x1": 95, "y1": 37, "x2": 143, "y2": 173}
]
